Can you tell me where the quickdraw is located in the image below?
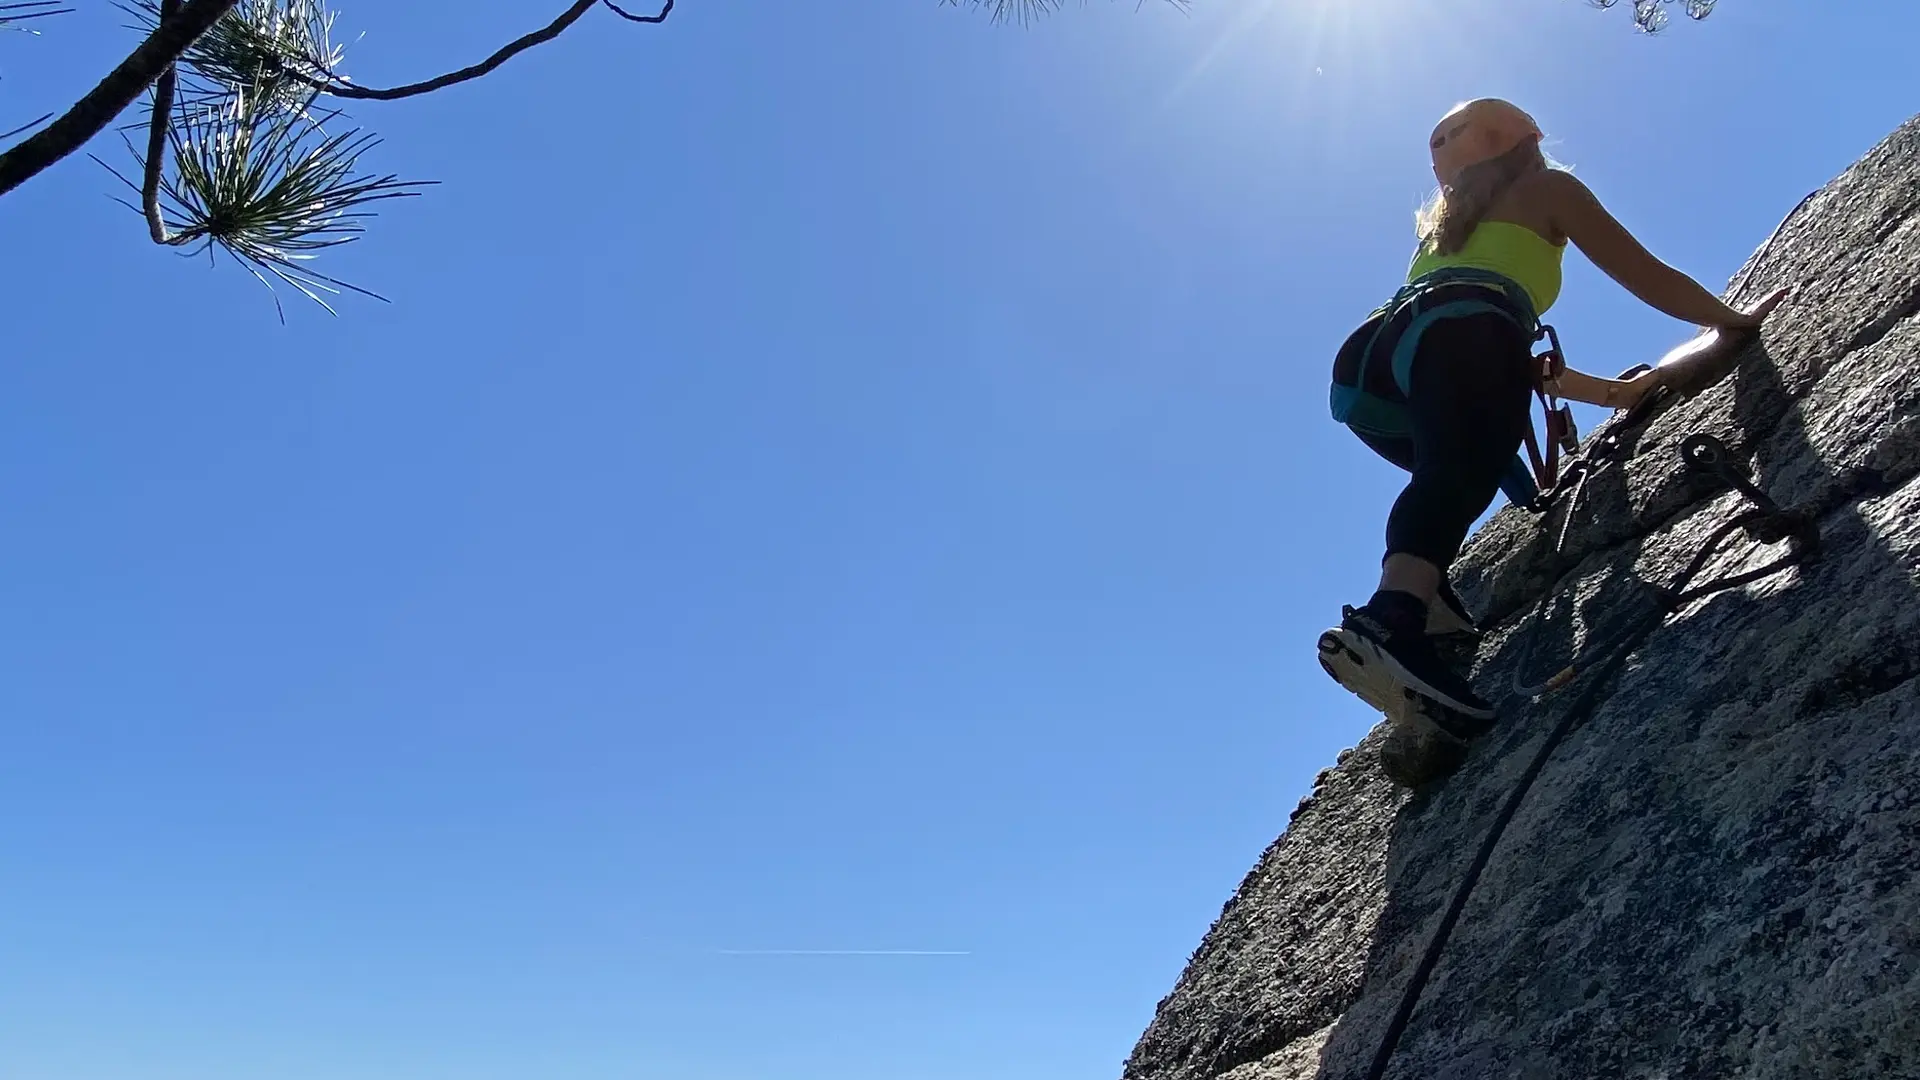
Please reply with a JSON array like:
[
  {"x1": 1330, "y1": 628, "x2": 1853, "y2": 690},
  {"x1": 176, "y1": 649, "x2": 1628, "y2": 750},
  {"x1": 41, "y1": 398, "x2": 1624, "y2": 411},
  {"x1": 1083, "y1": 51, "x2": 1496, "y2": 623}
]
[
  {"x1": 1521, "y1": 322, "x2": 1580, "y2": 496},
  {"x1": 1518, "y1": 323, "x2": 1756, "y2": 517}
]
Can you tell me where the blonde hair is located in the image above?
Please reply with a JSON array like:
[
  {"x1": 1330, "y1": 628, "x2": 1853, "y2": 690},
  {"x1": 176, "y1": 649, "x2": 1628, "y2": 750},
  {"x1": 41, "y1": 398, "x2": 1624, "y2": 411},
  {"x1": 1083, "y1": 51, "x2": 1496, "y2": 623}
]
[{"x1": 1414, "y1": 139, "x2": 1550, "y2": 256}]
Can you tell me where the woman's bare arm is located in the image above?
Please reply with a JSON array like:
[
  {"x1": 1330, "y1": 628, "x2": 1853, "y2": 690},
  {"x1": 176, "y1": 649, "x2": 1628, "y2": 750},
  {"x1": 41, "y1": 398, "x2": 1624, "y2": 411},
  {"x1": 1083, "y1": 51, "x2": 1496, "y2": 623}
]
[
  {"x1": 1542, "y1": 170, "x2": 1760, "y2": 329},
  {"x1": 1550, "y1": 287, "x2": 1788, "y2": 411},
  {"x1": 1547, "y1": 366, "x2": 1639, "y2": 408}
]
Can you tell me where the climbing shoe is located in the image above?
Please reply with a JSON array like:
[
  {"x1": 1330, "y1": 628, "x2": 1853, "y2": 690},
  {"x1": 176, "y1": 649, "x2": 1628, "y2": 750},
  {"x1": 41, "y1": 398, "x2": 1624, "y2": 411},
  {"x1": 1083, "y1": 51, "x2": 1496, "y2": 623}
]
[
  {"x1": 1318, "y1": 602, "x2": 1496, "y2": 739},
  {"x1": 1426, "y1": 577, "x2": 1480, "y2": 637}
]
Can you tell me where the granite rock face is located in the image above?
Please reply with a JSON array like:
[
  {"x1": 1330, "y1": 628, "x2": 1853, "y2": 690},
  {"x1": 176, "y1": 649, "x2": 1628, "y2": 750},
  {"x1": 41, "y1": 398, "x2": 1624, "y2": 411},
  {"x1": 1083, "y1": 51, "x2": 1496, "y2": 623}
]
[{"x1": 1123, "y1": 116, "x2": 1920, "y2": 1080}]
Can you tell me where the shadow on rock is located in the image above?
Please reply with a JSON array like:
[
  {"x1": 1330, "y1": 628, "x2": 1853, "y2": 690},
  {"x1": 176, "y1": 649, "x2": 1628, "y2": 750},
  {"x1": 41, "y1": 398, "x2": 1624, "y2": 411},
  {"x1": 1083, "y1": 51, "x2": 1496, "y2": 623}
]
[{"x1": 1304, "y1": 318, "x2": 1920, "y2": 1078}]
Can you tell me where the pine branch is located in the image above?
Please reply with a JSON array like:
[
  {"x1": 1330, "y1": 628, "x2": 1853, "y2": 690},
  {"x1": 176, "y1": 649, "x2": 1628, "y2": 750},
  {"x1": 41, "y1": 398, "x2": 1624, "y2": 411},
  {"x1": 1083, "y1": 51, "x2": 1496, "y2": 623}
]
[
  {"x1": 0, "y1": 0, "x2": 239, "y2": 198},
  {"x1": 305, "y1": 0, "x2": 671, "y2": 102},
  {"x1": 0, "y1": 112, "x2": 53, "y2": 139},
  {"x1": 97, "y1": 84, "x2": 433, "y2": 318},
  {"x1": 119, "y1": 0, "x2": 343, "y2": 116},
  {"x1": 1590, "y1": 0, "x2": 1718, "y2": 31},
  {"x1": 143, "y1": 0, "x2": 184, "y2": 242},
  {"x1": 600, "y1": 0, "x2": 672, "y2": 22},
  {"x1": 0, "y1": 1, "x2": 74, "y2": 25}
]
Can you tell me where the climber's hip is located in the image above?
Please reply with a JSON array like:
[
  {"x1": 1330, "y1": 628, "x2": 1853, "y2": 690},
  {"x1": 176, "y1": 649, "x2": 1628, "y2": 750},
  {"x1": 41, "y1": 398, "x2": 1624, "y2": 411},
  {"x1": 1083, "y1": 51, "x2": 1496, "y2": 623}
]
[
  {"x1": 1330, "y1": 285, "x2": 1539, "y2": 508},
  {"x1": 1337, "y1": 312, "x2": 1537, "y2": 563}
]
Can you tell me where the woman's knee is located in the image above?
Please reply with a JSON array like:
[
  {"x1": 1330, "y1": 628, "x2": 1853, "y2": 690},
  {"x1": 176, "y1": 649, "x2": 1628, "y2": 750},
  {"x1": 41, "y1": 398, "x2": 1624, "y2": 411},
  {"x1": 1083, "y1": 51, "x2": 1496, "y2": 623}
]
[{"x1": 1388, "y1": 473, "x2": 1488, "y2": 557}]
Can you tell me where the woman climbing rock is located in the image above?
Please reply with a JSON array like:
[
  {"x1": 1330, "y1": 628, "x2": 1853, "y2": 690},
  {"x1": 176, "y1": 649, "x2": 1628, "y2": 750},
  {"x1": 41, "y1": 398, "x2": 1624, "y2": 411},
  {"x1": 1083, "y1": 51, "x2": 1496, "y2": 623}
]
[{"x1": 1318, "y1": 97, "x2": 1787, "y2": 738}]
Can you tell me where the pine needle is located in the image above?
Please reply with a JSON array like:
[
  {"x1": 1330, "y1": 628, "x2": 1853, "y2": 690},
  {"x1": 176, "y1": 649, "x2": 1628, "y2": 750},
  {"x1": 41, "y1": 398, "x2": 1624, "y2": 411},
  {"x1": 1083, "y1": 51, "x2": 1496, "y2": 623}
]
[{"x1": 100, "y1": 82, "x2": 431, "y2": 318}]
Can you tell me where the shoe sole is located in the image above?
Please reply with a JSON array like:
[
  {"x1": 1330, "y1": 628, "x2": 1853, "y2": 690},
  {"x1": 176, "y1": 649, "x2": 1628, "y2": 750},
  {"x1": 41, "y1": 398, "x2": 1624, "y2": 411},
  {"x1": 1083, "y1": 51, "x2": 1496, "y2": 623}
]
[{"x1": 1317, "y1": 628, "x2": 1497, "y2": 738}]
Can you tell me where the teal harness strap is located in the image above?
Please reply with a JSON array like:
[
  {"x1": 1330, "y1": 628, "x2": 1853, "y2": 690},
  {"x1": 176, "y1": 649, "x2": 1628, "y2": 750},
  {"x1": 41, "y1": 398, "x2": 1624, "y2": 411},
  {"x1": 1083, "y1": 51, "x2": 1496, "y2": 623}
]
[
  {"x1": 1388, "y1": 298, "x2": 1523, "y2": 397},
  {"x1": 1350, "y1": 267, "x2": 1538, "y2": 399},
  {"x1": 1329, "y1": 382, "x2": 1412, "y2": 437},
  {"x1": 1330, "y1": 267, "x2": 1546, "y2": 507}
]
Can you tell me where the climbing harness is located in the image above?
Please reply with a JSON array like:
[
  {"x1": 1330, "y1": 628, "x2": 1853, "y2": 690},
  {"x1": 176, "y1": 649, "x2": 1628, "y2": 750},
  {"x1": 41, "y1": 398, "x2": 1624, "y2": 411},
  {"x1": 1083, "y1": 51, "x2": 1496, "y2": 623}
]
[
  {"x1": 1331, "y1": 266, "x2": 1574, "y2": 508},
  {"x1": 1361, "y1": 430, "x2": 1821, "y2": 1080},
  {"x1": 1336, "y1": 184, "x2": 1822, "y2": 524}
]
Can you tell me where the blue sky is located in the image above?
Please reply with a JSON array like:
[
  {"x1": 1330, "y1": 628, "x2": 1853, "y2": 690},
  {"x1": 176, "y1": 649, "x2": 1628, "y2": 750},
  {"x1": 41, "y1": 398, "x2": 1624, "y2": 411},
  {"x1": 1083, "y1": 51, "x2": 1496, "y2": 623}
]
[{"x1": 1, "y1": 2, "x2": 1914, "y2": 1078}]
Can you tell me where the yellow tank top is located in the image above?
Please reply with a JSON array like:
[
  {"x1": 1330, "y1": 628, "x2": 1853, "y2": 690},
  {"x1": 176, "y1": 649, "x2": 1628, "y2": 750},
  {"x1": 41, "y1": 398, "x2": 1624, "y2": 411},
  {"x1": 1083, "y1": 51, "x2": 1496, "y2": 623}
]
[{"x1": 1407, "y1": 220, "x2": 1566, "y2": 316}]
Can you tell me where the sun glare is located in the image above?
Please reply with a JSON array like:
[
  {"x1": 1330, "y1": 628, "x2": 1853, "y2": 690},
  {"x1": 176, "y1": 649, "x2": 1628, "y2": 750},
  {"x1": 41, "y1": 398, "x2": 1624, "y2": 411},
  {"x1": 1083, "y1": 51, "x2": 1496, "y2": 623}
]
[{"x1": 1140, "y1": 0, "x2": 1523, "y2": 164}]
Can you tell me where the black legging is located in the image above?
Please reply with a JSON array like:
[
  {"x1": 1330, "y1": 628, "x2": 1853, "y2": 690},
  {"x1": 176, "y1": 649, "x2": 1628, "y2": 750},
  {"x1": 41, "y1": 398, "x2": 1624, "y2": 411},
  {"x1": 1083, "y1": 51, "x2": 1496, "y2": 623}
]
[{"x1": 1350, "y1": 313, "x2": 1535, "y2": 568}]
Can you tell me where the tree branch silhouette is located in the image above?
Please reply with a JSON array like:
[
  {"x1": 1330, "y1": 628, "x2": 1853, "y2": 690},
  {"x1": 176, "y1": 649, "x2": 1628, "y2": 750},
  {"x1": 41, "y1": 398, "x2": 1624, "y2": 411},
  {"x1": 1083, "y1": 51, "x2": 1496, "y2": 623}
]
[
  {"x1": 0, "y1": 0, "x2": 238, "y2": 197},
  {"x1": 300, "y1": 0, "x2": 672, "y2": 101},
  {"x1": 142, "y1": 0, "x2": 186, "y2": 243}
]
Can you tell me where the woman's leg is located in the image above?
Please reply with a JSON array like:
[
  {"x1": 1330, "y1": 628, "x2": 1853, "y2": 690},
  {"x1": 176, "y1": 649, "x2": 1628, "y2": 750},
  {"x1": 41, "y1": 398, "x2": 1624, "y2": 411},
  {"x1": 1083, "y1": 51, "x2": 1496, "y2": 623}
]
[
  {"x1": 1348, "y1": 427, "x2": 1480, "y2": 634},
  {"x1": 1383, "y1": 314, "x2": 1535, "y2": 588},
  {"x1": 1351, "y1": 428, "x2": 1417, "y2": 472},
  {"x1": 1324, "y1": 313, "x2": 1533, "y2": 721}
]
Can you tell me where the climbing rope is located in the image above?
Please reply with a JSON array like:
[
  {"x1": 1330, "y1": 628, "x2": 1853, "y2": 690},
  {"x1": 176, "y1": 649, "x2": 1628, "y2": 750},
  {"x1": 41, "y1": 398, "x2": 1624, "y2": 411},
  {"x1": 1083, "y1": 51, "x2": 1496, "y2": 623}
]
[{"x1": 1361, "y1": 431, "x2": 1821, "y2": 1080}]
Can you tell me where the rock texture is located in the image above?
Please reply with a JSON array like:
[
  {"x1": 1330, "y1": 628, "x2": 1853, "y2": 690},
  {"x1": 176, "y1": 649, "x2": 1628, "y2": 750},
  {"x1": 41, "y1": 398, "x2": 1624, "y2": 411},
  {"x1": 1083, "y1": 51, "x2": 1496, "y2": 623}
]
[{"x1": 1124, "y1": 116, "x2": 1920, "y2": 1080}]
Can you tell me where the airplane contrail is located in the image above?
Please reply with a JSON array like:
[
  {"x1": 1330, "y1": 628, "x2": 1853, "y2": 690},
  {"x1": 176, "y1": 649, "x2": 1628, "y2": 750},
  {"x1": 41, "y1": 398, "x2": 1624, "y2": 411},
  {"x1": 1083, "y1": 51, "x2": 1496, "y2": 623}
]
[{"x1": 715, "y1": 949, "x2": 971, "y2": 956}]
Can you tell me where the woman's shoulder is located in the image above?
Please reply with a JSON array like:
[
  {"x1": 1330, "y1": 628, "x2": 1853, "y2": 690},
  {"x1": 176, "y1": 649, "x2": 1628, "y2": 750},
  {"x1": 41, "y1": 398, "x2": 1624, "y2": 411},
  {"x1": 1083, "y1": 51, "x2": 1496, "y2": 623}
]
[
  {"x1": 1489, "y1": 169, "x2": 1581, "y2": 243},
  {"x1": 1513, "y1": 167, "x2": 1596, "y2": 212}
]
